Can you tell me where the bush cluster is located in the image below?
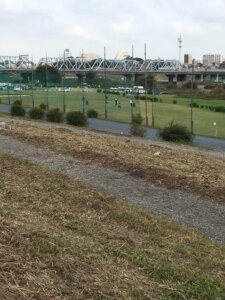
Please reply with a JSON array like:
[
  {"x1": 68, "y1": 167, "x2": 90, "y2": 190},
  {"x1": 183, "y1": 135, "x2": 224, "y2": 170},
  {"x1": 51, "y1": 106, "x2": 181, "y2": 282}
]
[
  {"x1": 103, "y1": 90, "x2": 121, "y2": 95},
  {"x1": 66, "y1": 111, "x2": 87, "y2": 126},
  {"x1": 182, "y1": 81, "x2": 198, "y2": 89},
  {"x1": 29, "y1": 107, "x2": 45, "y2": 119},
  {"x1": 130, "y1": 113, "x2": 145, "y2": 137},
  {"x1": 39, "y1": 103, "x2": 47, "y2": 110},
  {"x1": 190, "y1": 102, "x2": 199, "y2": 108},
  {"x1": 159, "y1": 122, "x2": 193, "y2": 143},
  {"x1": 189, "y1": 103, "x2": 225, "y2": 113},
  {"x1": 46, "y1": 108, "x2": 63, "y2": 123},
  {"x1": 138, "y1": 95, "x2": 160, "y2": 102},
  {"x1": 214, "y1": 106, "x2": 225, "y2": 113},
  {"x1": 11, "y1": 101, "x2": 25, "y2": 117},
  {"x1": 87, "y1": 109, "x2": 98, "y2": 118}
]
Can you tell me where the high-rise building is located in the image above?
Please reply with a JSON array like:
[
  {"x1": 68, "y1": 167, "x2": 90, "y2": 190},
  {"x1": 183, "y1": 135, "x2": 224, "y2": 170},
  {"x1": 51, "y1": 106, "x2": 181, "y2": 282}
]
[
  {"x1": 184, "y1": 54, "x2": 193, "y2": 64},
  {"x1": 80, "y1": 53, "x2": 101, "y2": 61},
  {"x1": 115, "y1": 49, "x2": 130, "y2": 60},
  {"x1": 203, "y1": 54, "x2": 223, "y2": 66},
  {"x1": 60, "y1": 49, "x2": 73, "y2": 59}
]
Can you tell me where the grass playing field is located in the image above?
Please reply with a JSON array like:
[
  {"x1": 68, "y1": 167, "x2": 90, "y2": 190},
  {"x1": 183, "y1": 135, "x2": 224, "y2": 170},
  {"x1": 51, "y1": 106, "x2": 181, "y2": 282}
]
[{"x1": 0, "y1": 88, "x2": 225, "y2": 138}]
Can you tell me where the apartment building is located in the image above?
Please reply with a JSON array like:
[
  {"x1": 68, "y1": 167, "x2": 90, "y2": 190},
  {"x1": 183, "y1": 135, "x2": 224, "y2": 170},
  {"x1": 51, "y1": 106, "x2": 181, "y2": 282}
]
[{"x1": 203, "y1": 54, "x2": 223, "y2": 66}]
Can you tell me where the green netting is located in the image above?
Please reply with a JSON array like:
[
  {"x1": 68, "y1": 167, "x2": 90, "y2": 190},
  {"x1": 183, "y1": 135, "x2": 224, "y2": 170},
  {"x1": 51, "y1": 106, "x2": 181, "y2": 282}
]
[{"x1": 0, "y1": 71, "x2": 225, "y2": 139}]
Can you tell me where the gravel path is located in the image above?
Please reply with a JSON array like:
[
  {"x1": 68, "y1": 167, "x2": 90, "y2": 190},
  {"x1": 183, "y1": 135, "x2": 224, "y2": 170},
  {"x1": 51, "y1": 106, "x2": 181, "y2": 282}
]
[{"x1": 0, "y1": 135, "x2": 225, "y2": 243}]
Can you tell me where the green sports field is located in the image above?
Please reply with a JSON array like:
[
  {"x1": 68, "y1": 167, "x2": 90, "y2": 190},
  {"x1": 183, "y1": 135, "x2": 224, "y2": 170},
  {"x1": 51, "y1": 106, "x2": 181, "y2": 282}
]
[{"x1": 0, "y1": 88, "x2": 225, "y2": 138}]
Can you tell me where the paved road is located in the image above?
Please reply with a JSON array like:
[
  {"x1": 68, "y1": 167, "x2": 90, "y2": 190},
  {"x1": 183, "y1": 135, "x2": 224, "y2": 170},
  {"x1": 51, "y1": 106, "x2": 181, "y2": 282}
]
[
  {"x1": 88, "y1": 118, "x2": 225, "y2": 152},
  {"x1": 1, "y1": 103, "x2": 225, "y2": 152},
  {"x1": 0, "y1": 103, "x2": 11, "y2": 113}
]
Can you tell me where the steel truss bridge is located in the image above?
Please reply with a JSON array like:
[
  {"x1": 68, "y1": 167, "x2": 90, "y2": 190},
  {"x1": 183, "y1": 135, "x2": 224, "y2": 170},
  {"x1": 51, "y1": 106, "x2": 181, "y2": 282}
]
[
  {"x1": 37, "y1": 57, "x2": 182, "y2": 74},
  {"x1": 1, "y1": 55, "x2": 225, "y2": 81}
]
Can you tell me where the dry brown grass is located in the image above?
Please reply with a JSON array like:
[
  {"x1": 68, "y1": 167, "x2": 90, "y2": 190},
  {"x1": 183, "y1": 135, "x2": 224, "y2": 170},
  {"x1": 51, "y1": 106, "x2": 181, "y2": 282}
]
[
  {"x1": 0, "y1": 153, "x2": 225, "y2": 299},
  {"x1": 1, "y1": 123, "x2": 225, "y2": 203}
]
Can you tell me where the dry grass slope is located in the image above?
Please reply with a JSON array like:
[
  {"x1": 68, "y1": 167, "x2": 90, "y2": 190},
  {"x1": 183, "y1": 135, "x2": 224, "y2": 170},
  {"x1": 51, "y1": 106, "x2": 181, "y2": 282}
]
[
  {"x1": 2, "y1": 123, "x2": 225, "y2": 203},
  {"x1": 0, "y1": 153, "x2": 225, "y2": 299}
]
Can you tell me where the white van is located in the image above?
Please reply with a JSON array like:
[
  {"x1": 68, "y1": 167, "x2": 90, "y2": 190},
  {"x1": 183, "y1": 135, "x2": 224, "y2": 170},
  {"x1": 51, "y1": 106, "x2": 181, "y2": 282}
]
[{"x1": 133, "y1": 86, "x2": 145, "y2": 94}]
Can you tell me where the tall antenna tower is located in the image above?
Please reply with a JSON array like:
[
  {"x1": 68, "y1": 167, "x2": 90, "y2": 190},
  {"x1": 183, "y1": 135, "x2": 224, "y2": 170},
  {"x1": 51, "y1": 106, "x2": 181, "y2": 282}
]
[{"x1": 178, "y1": 34, "x2": 182, "y2": 63}]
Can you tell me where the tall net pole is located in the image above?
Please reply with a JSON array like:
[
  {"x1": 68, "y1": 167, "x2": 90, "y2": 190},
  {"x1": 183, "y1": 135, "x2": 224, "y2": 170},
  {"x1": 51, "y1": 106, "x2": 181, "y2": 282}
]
[{"x1": 144, "y1": 43, "x2": 148, "y2": 126}]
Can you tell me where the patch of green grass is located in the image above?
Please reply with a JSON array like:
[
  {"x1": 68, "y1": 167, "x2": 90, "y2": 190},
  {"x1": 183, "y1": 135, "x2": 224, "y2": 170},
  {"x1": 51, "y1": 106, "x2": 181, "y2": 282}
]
[
  {"x1": 129, "y1": 288, "x2": 148, "y2": 300},
  {"x1": 25, "y1": 232, "x2": 59, "y2": 254},
  {"x1": 1, "y1": 88, "x2": 225, "y2": 138}
]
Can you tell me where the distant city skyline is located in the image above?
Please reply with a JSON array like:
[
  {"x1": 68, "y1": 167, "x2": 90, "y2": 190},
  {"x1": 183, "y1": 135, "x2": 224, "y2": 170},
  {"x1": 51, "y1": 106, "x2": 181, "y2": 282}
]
[{"x1": 1, "y1": 0, "x2": 225, "y2": 61}]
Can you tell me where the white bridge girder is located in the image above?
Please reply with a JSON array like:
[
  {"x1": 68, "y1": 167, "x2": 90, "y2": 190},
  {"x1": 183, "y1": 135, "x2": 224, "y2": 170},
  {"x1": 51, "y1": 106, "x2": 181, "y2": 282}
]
[
  {"x1": 1, "y1": 55, "x2": 225, "y2": 77},
  {"x1": 37, "y1": 57, "x2": 183, "y2": 73},
  {"x1": 0, "y1": 55, "x2": 34, "y2": 69}
]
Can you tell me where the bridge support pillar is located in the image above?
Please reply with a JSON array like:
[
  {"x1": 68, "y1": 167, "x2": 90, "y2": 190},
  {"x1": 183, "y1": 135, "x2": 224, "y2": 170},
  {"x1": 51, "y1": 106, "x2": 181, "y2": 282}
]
[
  {"x1": 195, "y1": 74, "x2": 203, "y2": 81},
  {"x1": 167, "y1": 75, "x2": 175, "y2": 83},
  {"x1": 210, "y1": 74, "x2": 217, "y2": 81},
  {"x1": 216, "y1": 73, "x2": 219, "y2": 82},
  {"x1": 134, "y1": 74, "x2": 142, "y2": 85},
  {"x1": 76, "y1": 73, "x2": 86, "y2": 85},
  {"x1": 124, "y1": 74, "x2": 133, "y2": 84},
  {"x1": 203, "y1": 75, "x2": 208, "y2": 81},
  {"x1": 177, "y1": 74, "x2": 187, "y2": 82}
]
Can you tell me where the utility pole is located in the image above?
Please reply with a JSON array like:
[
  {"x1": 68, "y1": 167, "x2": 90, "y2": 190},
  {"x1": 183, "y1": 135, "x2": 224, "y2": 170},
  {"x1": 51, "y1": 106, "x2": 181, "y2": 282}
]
[
  {"x1": 45, "y1": 53, "x2": 49, "y2": 110},
  {"x1": 132, "y1": 44, "x2": 135, "y2": 105},
  {"x1": 62, "y1": 50, "x2": 66, "y2": 113},
  {"x1": 190, "y1": 61, "x2": 194, "y2": 134},
  {"x1": 31, "y1": 55, "x2": 34, "y2": 108},
  {"x1": 81, "y1": 50, "x2": 86, "y2": 114},
  {"x1": 104, "y1": 46, "x2": 108, "y2": 119},
  {"x1": 178, "y1": 35, "x2": 182, "y2": 63}
]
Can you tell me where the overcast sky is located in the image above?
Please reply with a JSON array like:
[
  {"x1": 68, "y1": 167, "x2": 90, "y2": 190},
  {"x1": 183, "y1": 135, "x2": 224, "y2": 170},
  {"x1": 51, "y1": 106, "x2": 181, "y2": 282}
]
[{"x1": 1, "y1": 0, "x2": 225, "y2": 62}]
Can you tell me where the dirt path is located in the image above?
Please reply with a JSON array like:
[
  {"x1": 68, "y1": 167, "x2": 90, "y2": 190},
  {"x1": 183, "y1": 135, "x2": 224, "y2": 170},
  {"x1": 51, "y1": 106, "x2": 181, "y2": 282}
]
[{"x1": 0, "y1": 134, "x2": 225, "y2": 243}]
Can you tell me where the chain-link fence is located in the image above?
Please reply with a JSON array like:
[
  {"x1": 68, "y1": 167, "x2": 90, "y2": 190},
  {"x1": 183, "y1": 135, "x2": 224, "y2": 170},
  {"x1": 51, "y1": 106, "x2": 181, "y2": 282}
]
[{"x1": 0, "y1": 71, "x2": 224, "y2": 139}]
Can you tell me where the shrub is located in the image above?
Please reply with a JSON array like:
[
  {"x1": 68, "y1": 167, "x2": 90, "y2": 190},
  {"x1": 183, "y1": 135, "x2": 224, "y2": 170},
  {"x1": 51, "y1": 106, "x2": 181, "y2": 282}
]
[
  {"x1": 214, "y1": 106, "x2": 225, "y2": 113},
  {"x1": 97, "y1": 88, "x2": 102, "y2": 93},
  {"x1": 190, "y1": 102, "x2": 199, "y2": 108},
  {"x1": 29, "y1": 107, "x2": 45, "y2": 119},
  {"x1": 39, "y1": 103, "x2": 47, "y2": 110},
  {"x1": 46, "y1": 108, "x2": 63, "y2": 123},
  {"x1": 130, "y1": 113, "x2": 145, "y2": 137},
  {"x1": 66, "y1": 111, "x2": 87, "y2": 126},
  {"x1": 13, "y1": 100, "x2": 22, "y2": 106},
  {"x1": 87, "y1": 109, "x2": 98, "y2": 118},
  {"x1": 132, "y1": 113, "x2": 143, "y2": 125},
  {"x1": 173, "y1": 100, "x2": 177, "y2": 104},
  {"x1": 130, "y1": 123, "x2": 145, "y2": 137},
  {"x1": 11, "y1": 102, "x2": 25, "y2": 116},
  {"x1": 159, "y1": 121, "x2": 193, "y2": 143},
  {"x1": 182, "y1": 81, "x2": 197, "y2": 89}
]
